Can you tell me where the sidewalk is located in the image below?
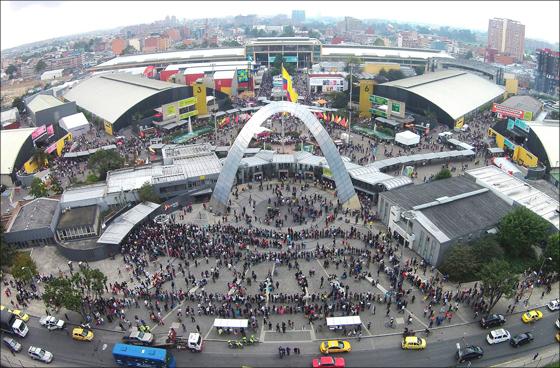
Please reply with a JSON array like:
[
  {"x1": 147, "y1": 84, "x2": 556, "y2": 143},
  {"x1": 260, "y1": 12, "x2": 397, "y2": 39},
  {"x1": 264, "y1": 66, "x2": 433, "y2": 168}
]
[{"x1": 493, "y1": 344, "x2": 559, "y2": 367}]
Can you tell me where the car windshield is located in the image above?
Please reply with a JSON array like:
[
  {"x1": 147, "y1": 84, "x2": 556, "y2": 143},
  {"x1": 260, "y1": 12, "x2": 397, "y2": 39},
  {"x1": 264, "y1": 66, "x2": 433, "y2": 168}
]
[{"x1": 137, "y1": 332, "x2": 144, "y2": 339}]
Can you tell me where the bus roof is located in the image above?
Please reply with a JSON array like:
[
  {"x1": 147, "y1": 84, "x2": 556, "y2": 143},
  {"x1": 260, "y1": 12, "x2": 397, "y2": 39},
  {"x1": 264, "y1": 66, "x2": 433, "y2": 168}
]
[{"x1": 112, "y1": 343, "x2": 167, "y2": 360}]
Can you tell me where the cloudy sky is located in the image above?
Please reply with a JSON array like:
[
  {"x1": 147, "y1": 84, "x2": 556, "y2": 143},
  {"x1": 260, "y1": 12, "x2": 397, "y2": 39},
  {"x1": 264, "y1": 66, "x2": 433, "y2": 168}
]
[{"x1": 1, "y1": 1, "x2": 559, "y2": 50}]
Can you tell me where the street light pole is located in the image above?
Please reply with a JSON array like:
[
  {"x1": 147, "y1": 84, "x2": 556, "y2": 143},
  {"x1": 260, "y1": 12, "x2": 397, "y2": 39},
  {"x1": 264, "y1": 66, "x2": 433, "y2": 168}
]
[
  {"x1": 348, "y1": 64, "x2": 352, "y2": 135},
  {"x1": 212, "y1": 63, "x2": 218, "y2": 144}
]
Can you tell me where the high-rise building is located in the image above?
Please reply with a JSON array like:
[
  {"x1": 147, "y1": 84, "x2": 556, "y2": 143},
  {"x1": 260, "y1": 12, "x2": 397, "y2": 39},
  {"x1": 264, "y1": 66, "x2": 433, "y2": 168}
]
[
  {"x1": 487, "y1": 18, "x2": 525, "y2": 62},
  {"x1": 535, "y1": 48, "x2": 559, "y2": 95},
  {"x1": 292, "y1": 10, "x2": 305, "y2": 24}
]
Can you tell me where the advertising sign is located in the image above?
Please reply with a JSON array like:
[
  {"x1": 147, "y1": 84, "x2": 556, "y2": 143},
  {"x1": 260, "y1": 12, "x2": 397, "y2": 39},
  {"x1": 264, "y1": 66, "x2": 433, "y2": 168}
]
[
  {"x1": 522, "y1": 111, "x2": 533, "y2": 121},
  {"x1": 193, "y1": 83, "x2": 208, "y2": 115},
  {"x1": 370, "y1": 95, "x2": 388, "y2": 105},
  {"x1": 237, "y1": 69, "x2": 249, "y2": 83},
  {"x1": 45, "y1": 142, "x2": 57, "y2": 154},
  {"x1": 514, "y1": 118, "x2": 530, "y2": 133},
  {"x1": 491, "y1": 103, "x2": 523, "y2": 119},
  {"x1": 178, "y1": 97, "x2": 196, "y2": 108},
  {"x1": 390, "y1": 100, "x2": 405, "y2": 118},
  {"x1": 47, "y1": 124, "x2": 55, "y2": 137},
  {"x1": 31, "y1": 125, "x2": 47, "y2": 141},
  {"x1": 322, "y1": 167, "x2": 333, "y2": 178},
  {"x1": 507, "y1": 119, "x2": 515, "y2": 130},
  {"x1": 104, "y1": 121, "x2": 113, "y2": 135},
  {"x1": 56, "y1": 133, "x2": 73, "y2": 156},
  {"x1": 370, "y1": 108, "x2": 387, "y2": 118},
  {"x1": 503, "y1": 138, "x2": 515, "y2": 150},
  {"x1": 454, "y1": 116, "x2": 465, "y2": 130},
  {"x1": 359, "y1": 80, "x2": 374, "y2": 117},
  {"x1": 163, "y1": 103, "x2": 177, "y2": 119},
  {"x1": 179, "y1": 110, "x2": 198, "y2": 120}
]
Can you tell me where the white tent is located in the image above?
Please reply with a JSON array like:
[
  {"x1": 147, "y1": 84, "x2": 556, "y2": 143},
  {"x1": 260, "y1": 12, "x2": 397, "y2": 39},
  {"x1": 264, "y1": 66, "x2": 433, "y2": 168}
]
[
  {"x1": 59, "y1": 112, "x2": 90, "y2": 137},
  {"x1": 395, "y1": 130, "x2": 420, "y2": 146},
  {"x1": 213, "y1": 319, "x2": 248, "y2": 328},
  {"x1": 326, "y1": 316, "x2": 362, "y2": 330}
]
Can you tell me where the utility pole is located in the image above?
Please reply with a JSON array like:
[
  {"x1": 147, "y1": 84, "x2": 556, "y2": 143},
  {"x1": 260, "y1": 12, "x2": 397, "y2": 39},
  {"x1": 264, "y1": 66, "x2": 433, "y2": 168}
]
[
  {"x1": 348, "y1": 63, "x2": 353, "y2": 135},
  {"x1": 281, "y1": 62, "x2": 285, "y2": 154}
]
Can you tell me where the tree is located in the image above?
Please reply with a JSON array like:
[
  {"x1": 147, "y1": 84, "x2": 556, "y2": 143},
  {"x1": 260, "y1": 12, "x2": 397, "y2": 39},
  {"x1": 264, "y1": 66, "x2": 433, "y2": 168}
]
[
  {"x1": 498, "y1": 206, "x2": 551, "y2": 258},
  {"x1": 138, "y1": 182, "x2": 161, "y2": 203},
  {"x1": 386, "y1": 69, "x2": 406, "y2": 81},
  {"x1": 11, "y1": 96, "x2": 25, "y2": 113},
  {"x1": 331, "y1": 91, "x2": 349, "y2": 109},
  {"x1": 10, "y1": 252, "x2": 38, "y2": 283},
  {"x1": 35, "y1": 60, "x2": 47, "y2": 73},
  {"x1": 30, "y1": 147, "x2": 48, "y2": 171},
  {"x1": 6, "y1": 64, "x2": 18, "y2": 77},
  {"x1": 221, "y1": 40, "x2": 241, "y2": 47},
  {"x1": 433, "y1": 168, "x2": 452, "y2": 180},
  {"x1": 42, "y1": 276, "x2": 84, "y2": 316},
  {"x1": 88, "y1": 149, "x2": 125, "y2": 180},
  {"x1": 121, "y1": 45, "x2": 137, "y2": 55},
  {"x1": 49, "y1": 176, "x2": 64, "y2": 195},
  {"x1": 465, "y1": 50, "x2": 474, "y2": 60},
  {"x1": 72, "y1": 267, "x2": 107, "y2": 301},
  {"x1": 282, "y1": 25, "x2": 295, "y2": 37},
  {"x1": 373, "y1": 38, "x2": 385, "y2": 46},
  {"x1": 541, "y1": 232, "x2": 559, "y2": 276},
  {"x1": 0, "y1": 225, "x2": 16, "y2": 269},
  {"x1": 439, "y1": 244, "x2": 481, "y2": 282},
  {"x1": 30, "y1": 177, "x2": 48, "y2": 198},
  {"x1": 413, "y1": 66, "x2": 425, "y2": 76},
  {"x1": 476, "y1": 259, "x2": 518, "y2": 314}
]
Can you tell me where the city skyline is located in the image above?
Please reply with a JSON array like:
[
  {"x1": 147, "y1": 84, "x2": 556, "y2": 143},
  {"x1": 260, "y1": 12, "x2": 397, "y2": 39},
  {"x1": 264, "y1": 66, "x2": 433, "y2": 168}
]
[{"x1": 1, "y1": 1, "x2": 559, "y2": 50}]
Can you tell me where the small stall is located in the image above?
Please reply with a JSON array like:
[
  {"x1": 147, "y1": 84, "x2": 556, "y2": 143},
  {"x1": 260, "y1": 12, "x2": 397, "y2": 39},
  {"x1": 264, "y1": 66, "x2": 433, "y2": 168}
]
[
  {"x1": 213, "y1": 319, "x2": 248, "y2": 335},
  {"x1": 395, "y1": 130, "x2": 420, "y2": 147},
  {"x1": 326, "y1": 316, "x2": 362, "y2": 331}
]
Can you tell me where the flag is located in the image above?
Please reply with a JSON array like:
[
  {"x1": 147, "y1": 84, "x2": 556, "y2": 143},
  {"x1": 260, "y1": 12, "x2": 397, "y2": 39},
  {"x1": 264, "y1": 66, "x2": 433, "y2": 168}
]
[
  {"x1": 330, "y1": 113, "x2": 335, "y2": 123},
  {"x1": 340, "y1": 118, "x2": 347, "y2": 128},
  {"x1": 322, "y1": 112, "x2": 328, "y2": 121},
  {"x1": 235, "y1": 115, "x2": 239, "y2": 124},
  {"x1": 282, "y1": 66, "x2": 299, "y2": 103}
]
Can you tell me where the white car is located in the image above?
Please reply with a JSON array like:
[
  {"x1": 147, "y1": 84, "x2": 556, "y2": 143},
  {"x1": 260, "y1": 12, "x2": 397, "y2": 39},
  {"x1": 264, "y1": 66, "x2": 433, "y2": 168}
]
[
  {"x1": 547, "y1": 299, "x2": 560, "y2": 311},
  {"x1": 39, "y1": 316, "x2": 65, "y2": 330},
  {"x1": 556, "y1": 319, "x2": 560, "y2": 329},
  {"x1": 486, "y1": 328, "x2": 511, "y2": 344},
  {"x1": 28, "y1": 346, "x2": 53, "y2": 363}
]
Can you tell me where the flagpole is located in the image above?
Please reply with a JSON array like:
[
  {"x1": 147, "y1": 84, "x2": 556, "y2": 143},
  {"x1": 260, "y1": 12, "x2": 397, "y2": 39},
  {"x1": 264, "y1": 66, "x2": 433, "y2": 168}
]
[
  {"x1": 281, "y1": 62, "x2": 285, "y2": 154},
  {"x1": 348, "y1": 63, "x2": 352, "y2": 135},
  {"x1": 212, "y1": 63, "x2": 217, "y2": 144}
]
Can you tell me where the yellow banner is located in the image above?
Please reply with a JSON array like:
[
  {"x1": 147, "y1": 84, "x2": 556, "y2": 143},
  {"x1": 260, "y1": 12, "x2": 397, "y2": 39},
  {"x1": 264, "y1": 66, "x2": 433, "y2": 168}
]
[
  {"x1": 178, "y1": 97, "x2": 197, "y2": 108},
  {"x1": 513, "y1": 146, "x2": 538, "y2": 167},
  {"x1": 104, "y1": 121, "x2": 113, "y2": 135},
  {"x1": 179, "y1": 110, "x2": 198, "y2": 120},
  {"x1": 359, "y1": 80, "x2": 374, "y2": 118},
  {"x1": 56, "y1": 133, "x2": 73, "y2": 156},
  {"x1": 454, "y1": 117, "x2": 464, "y2": 129},
  {"x1": 194, "y1": 84, "x2": 207, "y2": 115}
]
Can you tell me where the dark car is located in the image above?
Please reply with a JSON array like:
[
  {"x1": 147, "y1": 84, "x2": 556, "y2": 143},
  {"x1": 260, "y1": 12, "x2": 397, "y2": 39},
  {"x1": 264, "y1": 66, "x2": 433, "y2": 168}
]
[
  {"x1": 480, "y1": 314, "x2": 506, "y2": 329},
  {"x1": 510, "y1": 332, "x2": 534, "y2": 347},
  {"x1": 3, "y1": 337, "x2": 22, "y2": 353},
  {"x1": 457, "y1": 345, "x2": 484, "y2": 363}
]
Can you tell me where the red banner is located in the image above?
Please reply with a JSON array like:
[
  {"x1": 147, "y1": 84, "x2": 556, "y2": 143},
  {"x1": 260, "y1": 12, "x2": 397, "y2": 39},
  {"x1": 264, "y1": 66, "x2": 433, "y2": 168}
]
[
  {"x1": 47, "y1": 124, "x2": 55, "y2": 137},
  {"x1": 45, "y1": 142, "x2": 57, "y2": 154},
  {"x1": 491, "y1": 103, "x2": 523, "y2": 119}
]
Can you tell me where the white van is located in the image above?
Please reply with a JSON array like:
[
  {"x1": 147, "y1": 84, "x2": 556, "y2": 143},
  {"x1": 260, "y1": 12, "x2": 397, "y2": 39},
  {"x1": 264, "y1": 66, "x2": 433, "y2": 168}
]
[{"x1": 486, "y1": 328, "x2": 511, "y2": 344}]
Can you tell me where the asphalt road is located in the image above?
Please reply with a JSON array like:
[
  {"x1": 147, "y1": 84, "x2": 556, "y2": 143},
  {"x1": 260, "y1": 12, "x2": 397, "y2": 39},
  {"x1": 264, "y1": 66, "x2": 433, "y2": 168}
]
[{"x1": 1, "y1": 310, "x2": 558, "y2": 367}]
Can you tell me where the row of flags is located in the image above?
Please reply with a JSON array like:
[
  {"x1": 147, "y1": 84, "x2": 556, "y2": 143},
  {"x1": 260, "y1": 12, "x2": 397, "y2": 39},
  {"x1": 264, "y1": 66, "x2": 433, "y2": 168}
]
[
  {"x1": 218, "y1": 113, "x2": 253, "y2": 128},
  {"x1": 314, "y1": 111, "x2": 348, "y2": 128}
]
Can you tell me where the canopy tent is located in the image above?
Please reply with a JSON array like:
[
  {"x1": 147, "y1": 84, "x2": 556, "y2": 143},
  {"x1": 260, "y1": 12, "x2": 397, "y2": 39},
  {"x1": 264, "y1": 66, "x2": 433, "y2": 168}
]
[
  {"x1": 326, "y1": 316, "x2": 362, "y2": 328},
  {"x1": 59, "y1": 112, "x2": 90, "y2": 137},
  {"x1": 395, "y1": 130, "x2": 420, "y2": 146},
  {"x1": 213, "y1": 319, "x2": 248, "y2": 329}
]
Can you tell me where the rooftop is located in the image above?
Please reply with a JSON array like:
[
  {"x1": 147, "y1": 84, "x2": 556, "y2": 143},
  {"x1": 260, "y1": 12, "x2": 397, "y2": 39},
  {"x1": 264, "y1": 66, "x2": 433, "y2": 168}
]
[
  {"x1": 27, "y1": 94, "x2": 64, "y2": 112},
  {"x1": 97, "y1": 202, "x2": 159, "y2": 245},
  {"x1": 501, "y1": 95, "x2": 543, "y2": 117},
  {"x1": 0, "y1": 127, "x2": 35, "y2": 175},
  {"x1": 379, "y1": 70, "x2": 505, "y2": 120},
  {"x1": 57, "y1": 205, "x2": 98, "y2": 230},
  {"x1": 64, "y1": 73, "x2": 186, "y2": 124},
  {"x1": 466, "y1": 166, "x2": 560, "y2": 229},
  {"x1": 321, "y1": 45, "x2": 453, "y2": 60},
  {"x1": 60, "y1": 183, "x2": 107, "y2": 206},
  {"x1": 527, "y1": 120, "x2": 559, "y2": 168},
  {"x1": 8, "y1": 198, "x2": 59, "y2": 232}
]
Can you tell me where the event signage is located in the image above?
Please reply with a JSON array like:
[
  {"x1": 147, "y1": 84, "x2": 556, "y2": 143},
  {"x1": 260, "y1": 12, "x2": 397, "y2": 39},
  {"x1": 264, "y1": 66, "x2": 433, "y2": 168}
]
[
  {"x1": 370, "y1": 108, "x2": 387, "y2": 118},
  {"x1": 45, "y1": 142, "x2": 57, "y2": 154},
  {"x1": 31, "y1": 125, "x2": 47, "y2": 141},
  {"x1": 390, "y1": 100, "x2": 405, "y2": 118},
  {"x1": 491, "y1": 103, "x2": 524, "y2": 119},
  {"x1": 179, "y1": 110, "x2": 198, "y2": 120},
  {"x1": 503, "y1": 138, "x2": 515, "y2": 150},
  {"x1": 46, "y1": 124, "x2": 55, "y2": 137},
  {"x1": 178, "y1": 97, "x2": 196, "y2": 108},
  {"x1": 370, "y1": 95, "x2": 388, "y2": 105},
  {"x1": 514, "y1": 118, "x2": 530, "y2": 133},
  {"x1": 507, "y1": 119, "x2": 515, "y2": 130}
]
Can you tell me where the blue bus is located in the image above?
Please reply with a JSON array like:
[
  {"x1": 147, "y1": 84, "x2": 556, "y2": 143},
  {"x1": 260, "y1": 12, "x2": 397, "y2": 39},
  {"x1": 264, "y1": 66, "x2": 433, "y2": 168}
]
[{"x1": 112, "y1": 343, "x2": 176, "y2": 368}]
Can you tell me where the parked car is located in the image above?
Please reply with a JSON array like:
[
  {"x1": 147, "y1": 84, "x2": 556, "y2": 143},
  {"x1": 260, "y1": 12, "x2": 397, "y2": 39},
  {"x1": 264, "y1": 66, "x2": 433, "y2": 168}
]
[
  {"x1": 457, "y1": 345, "x2": 484, "y2": 363},
  {"x1": 28, "y1": 346, "x2": 53, "y2": 363},
  {"x1": 2, "y1": 337, "x2": 22, "y2": 353},
  {"x1": 547, "y1": 299, "x2": 560, "y2": 311},
  {"x1": 312, "y1": 356, "x2": 345, "y2": 368},
  {"x1": 72, "y1": 327, "x2": 94, "y2": 341},
  {"x1": 486, "y1": 329, "x2": 511, "y2": 344},
  {"x1": 522, "y1": 310, "x2": 543, "y2": 323},
  {"x1": 8, "y1": 309, "x2": 30, "y2": 322},
  {"x1": 510, "y1": 332, "x2": 534, "y2": 347},
  {"x1": 39, "y1": 316, "x2": 65, "y2": 330},
  {"x1": 401, "y1": 336, "x2": 427, "y2": 350},
  {"x1": 480, "y1": 314, "x2": 506, "y2": 329},
  {"x1": 122, "y1": 329, "x2": 154, "y2": 345},
  {"x1": 319, "y1": 340, "x2": 351, "y2": 354},
  {"x1": 556, "y1": 319, "x2": 560, "y2": 329}
]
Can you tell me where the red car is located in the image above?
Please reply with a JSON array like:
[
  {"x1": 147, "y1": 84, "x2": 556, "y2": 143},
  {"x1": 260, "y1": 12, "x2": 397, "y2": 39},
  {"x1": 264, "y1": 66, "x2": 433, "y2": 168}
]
[{"x1": 312, "y1": 356, "x2": 345, "y2": 368}]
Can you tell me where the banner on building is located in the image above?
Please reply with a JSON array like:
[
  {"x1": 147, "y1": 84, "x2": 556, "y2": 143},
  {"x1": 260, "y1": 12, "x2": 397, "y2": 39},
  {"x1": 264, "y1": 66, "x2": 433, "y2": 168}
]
[
  {"x1": 454, "y1": 116, "x2": 465, "y2": 130},
  {"x1": 237, "y1": 69, "x2": 249, "y2": 83},
  {"x1": 31, "y1": 125, "x2": 47, "y2": 141},
  {"x1": 522, "y1": 111, "x2": 533, "y2": 121},
  {"x1": 359, "y1": 80, "x2": 374, "y2": 118},
  {"x1": 104, "y1": 121, "x2": 113, "y2": 135},
  {"x1": 178, "y1": 97, "x2": 196, "y2": 108},
  {"x1": 163, "y1": 103, "x2": 177, "y2": 119},
  {"x1": 45, "y1": 142, "x2": 57, "y2": 154},
  {"x1": 369, "y1": 95, "x2": 388, "y2": 105},
  {"x1": 514, "y1": 118, "x2": 530, "y2": 133},
  {"x1": 46, "y1": 124, "x2": 55, "y2": 137},
  {"x1": 507, "y1": 119, "x2": 515, "y2": 130},
  {"x1": 390, "y1": 100, "x2": 405, "y2": 118},
  {"x1": 194, "y1": 83, "x2": 208, "y2": 115},
  {"x1": 179, "y1": 110, "x2": 198, "y2": 120},
  {"x1": 491, "y1": 103, "x2": 524, "y2": 119}
]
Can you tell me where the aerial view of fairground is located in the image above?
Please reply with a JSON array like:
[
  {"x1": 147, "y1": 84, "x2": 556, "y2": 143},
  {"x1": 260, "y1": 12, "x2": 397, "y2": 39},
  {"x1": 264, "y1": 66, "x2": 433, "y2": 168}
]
[{"x1": 0, "y1": 1, "x2": 559, "y2": 367}]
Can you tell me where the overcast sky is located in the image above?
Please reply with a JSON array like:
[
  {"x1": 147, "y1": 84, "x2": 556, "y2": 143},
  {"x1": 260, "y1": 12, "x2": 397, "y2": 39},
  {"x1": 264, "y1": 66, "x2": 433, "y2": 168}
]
[{"x1": 1, "y1": 1, "x2": 559, "y2": 50}]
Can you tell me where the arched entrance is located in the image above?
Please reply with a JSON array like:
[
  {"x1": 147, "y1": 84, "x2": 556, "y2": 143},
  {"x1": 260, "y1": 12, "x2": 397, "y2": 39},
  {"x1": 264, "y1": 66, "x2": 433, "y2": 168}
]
[{"x1": 209, "y1": 101, "x2": 361, "y2": 214}]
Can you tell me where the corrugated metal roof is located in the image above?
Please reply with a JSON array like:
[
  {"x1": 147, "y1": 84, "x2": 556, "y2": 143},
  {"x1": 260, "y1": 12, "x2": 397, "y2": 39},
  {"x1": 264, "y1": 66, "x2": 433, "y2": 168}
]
[
  {"x1": 61, "y1": 183, "x2": 107, "y2": 205},
  {"x1": 64, "y1": 73, "x2": 185, "y2": 124},
  {"x1": 322, "y1": 45, "x2": 453, "y2": 60},
  {"x1": 27, "y1": 94, "x2": 64, "y2": 112},
  {"x1": 0, "y1": 128, "x2": 35, "y2": 175},
  {"x1": 380, "y1": 70, "x2": 505, "y2": 120},
  {"x1": 97, "y1": 202, "x2": 159, "y2": 245},
  {"x1": 272, "y1": 154, "x2": 295, "y2": 164},
  {"x1": 527, "y1": 121, "x2": 559, "y2": 169}
]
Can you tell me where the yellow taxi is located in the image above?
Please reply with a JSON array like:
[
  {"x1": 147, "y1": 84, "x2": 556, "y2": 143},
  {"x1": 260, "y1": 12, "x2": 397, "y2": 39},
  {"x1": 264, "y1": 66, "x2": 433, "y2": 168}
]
[
  {"x1": 521, "y1": 310, "x2": 543, "y2": 323},
  {"x1": 555, "y1": 332, "x2": 560, "y2": 343},
  {"x1": 319, "y1": 340, "x2": 352, "y2": 354},
  {"x1": 8, "y1": 309, "x2": 30, "y2": 322},
  {"x1": 0, "y1": 305, "x2": 5, "y2": 311},
  {"x1": 72, "y1": 327, "x2": 94, "y2": 341},
  {"x1": 401, "y1": 336, "x2": 427, "y2": 350}
]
